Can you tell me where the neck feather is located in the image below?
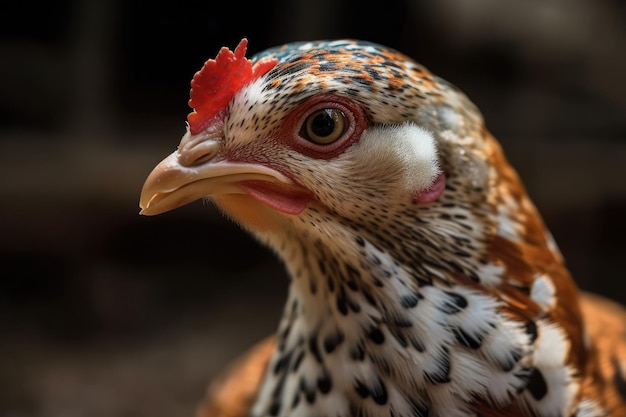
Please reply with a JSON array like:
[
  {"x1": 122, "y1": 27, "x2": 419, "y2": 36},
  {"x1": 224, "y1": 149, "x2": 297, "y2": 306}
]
[{"x1": 252, "y1": 218, "x2": 533, "y2": 417}]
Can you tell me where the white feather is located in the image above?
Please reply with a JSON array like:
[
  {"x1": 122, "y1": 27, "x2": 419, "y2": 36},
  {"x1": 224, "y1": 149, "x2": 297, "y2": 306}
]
[
  {"x1": 530, "y1": 274, "x2": 557, "y2": 310},
  {"x1": 519, "y1": 321, "x2": 579, "y2": 417},
  {"x1": 349, "y1": 123, "x2": 441, "y2": 195}
]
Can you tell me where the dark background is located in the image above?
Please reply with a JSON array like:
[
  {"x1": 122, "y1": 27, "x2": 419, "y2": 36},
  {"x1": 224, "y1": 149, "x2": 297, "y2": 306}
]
[{"x1": 1, "y1": 1, "x2": 625, "y2": 416}]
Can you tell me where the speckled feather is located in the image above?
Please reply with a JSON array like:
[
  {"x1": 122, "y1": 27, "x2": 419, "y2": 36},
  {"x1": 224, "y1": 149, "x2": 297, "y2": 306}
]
[{"x1": 140, "y1": 40, "x2": 626, "y2": 417}]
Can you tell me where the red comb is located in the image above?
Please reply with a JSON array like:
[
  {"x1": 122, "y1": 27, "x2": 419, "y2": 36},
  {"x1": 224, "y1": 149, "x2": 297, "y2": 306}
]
[{"x1": 187, "y1": 39, "x2": 278, "y2": 135}]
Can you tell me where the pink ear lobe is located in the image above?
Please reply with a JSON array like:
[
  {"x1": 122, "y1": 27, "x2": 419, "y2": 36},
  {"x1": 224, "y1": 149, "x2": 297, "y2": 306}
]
[
  {"x1": 187, "y1": 39, "x2": 278, "y2": 135},
  {"x1": 413, "y1": 173, "x2": 446, "y2": 204}
]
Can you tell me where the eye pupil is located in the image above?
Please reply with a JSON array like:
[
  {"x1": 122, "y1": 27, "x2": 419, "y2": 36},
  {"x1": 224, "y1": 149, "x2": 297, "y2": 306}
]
[
  {"x1": 301, "y1": 108, "x2": 346, "y2": 145},
  {"x1": 311, "y1": 110, "x2": 336, "y2": 138}
]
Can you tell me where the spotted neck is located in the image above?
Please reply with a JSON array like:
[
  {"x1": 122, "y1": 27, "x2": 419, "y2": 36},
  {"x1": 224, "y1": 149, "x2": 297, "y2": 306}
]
[{"x1": 251, "y1": 216, "x2": 534, "y2": 417}]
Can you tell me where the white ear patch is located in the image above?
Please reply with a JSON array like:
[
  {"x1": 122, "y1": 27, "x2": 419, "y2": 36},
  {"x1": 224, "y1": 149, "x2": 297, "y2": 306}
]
[{"x1": 352, "y1": 123, "x2": 441, "y2": 195}]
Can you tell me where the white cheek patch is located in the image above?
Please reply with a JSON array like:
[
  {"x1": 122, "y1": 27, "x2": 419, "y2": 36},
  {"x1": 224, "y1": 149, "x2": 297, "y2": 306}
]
[{"x1": 353, "y1": 123, "x2": 441, "y2": 195}]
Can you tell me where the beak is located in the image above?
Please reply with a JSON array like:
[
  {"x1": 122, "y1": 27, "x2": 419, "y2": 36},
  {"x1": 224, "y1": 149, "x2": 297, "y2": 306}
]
[{"x1": 139, "y1": 130, "x2": 292, "y2": 216}]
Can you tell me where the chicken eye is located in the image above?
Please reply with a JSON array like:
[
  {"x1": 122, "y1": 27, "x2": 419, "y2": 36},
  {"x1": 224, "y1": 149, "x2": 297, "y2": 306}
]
[{"x1": 301, "y1": 108, "x2": 346, "y2": 145}]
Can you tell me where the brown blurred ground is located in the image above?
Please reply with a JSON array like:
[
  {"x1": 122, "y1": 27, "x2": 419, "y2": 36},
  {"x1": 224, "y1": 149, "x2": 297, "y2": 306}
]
[{"x1": 1, "y1": 1, "x2": 625, "y2": 416}]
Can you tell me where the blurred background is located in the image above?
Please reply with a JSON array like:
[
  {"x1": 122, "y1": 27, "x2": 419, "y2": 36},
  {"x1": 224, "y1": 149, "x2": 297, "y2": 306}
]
[{"x1": 1, "y1": 0, "x2": 625, "y2": 416}]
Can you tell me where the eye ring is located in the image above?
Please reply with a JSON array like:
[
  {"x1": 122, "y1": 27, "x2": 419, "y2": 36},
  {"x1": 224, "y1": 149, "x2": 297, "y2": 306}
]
[
  {"x1": 300, "y1": 108, "x2": 347, "y2": 145},
  {"x1": 282, "y1": 94, "x2": 368, "y2": 160}
]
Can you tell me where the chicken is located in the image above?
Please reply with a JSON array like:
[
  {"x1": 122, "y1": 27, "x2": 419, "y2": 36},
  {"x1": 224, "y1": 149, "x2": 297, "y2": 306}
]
[{"x1": 139, "y1": 39, "x2": 626, "y2": 417}]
